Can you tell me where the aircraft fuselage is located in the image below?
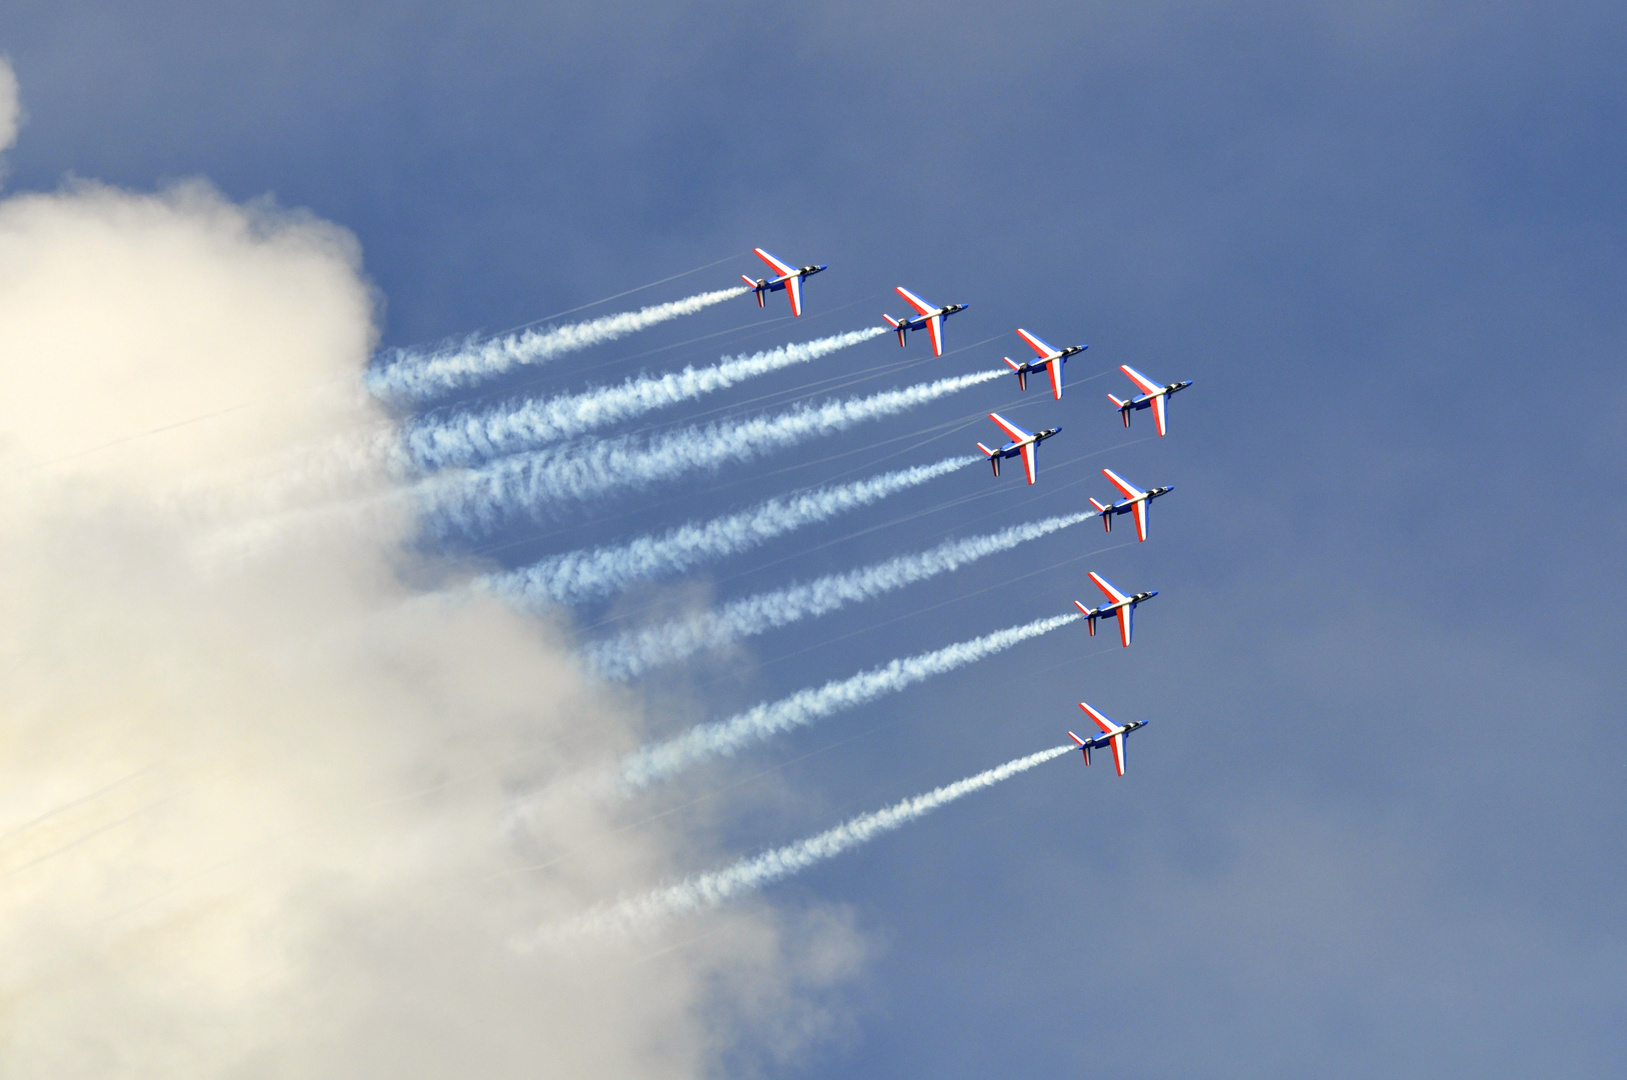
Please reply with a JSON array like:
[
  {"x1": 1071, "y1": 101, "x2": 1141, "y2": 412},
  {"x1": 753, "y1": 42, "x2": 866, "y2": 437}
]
[{"x1": 748, "y1": 264, "x2": 826, "y2": 292}]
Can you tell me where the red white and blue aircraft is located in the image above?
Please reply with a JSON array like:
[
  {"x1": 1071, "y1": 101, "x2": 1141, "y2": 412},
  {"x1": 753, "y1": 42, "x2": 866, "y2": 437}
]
[
  {"x1": 1069, "y1": 703, "x2": 1150, "y2": 777},
  {"x1": 1073, "y1": 571, "x2": 1157, "y2": 648},
  {"x1": 1088, "y1": 467, "x2": 1174, "y2": 543},
  {"x1": 976, "y1": 412, "x2": 1059, "y2": 485},
  {"x1": 742, "y1": 248, "x2": 827, "y2": 317},
  {"x1": 1106, "y1": 364, "x2": 1192, "y2": 437},
  {"x1": 1002, "y1": 328, "x2": 1087, "y2": 400},
  {"x1": 882, "y1": 286, "x2": 967, "y2": 357}
]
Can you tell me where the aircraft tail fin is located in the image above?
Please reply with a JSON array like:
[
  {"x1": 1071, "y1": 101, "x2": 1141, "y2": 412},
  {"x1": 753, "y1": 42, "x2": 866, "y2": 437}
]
[
  {"x1": 1089, "y1": 498, "x2": 1113, "y2": 532},
  {"x1": 1002, "y1": 356, "x2": 1028, "y2": 391},
  {"x1": 1068, "y1": 731, "x2": 1092, "y2": 766},
  {"x1": 976, "y1": 442, "x2": 1001, "y2": 476},
  {"x1": 742, "y1": 275, "x2": 766, "y2": 305},
  {"x1": 1073, "y1": 600, "x2": 1097, "y2": 635},
  {"x1": 1107, "y1": 393, "x2": 1132, "y2": 428},
  {"x1": 882, "y1": 313, "x2": 906, "y2": 346}
]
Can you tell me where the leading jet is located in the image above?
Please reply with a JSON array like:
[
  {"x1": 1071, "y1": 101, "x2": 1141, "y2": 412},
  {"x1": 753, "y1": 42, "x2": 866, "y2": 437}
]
[
  {"x1": 1003, "y1": 328, "x2": 1087, "y2": 400},
  {"x1": 1107, "y1": 364, "x2": 1192, "y2": 437},
  {"x1": 882, "y1": 286, "x2": 967, "y2": 357},
  {"x1": 1073, "y1": 571, "x2": 1157, "y2": 648},
  {"x1": 1068, "y1": 703, "x2": 1150, "y2": 776},
  {"x1": 1088, "y1": 467, "x2": 1174, "y2": 543},
  {"x1": 977, "y1": 412, "x2": 1059, "y2": 485},
  {"x1": 742, "y1": 248, "x2": 827, "y2": 317}
]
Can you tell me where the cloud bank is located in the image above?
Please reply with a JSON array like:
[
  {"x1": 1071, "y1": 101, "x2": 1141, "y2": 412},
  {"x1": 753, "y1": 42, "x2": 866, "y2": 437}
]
[{"x1": 0, "y1": 163, "x2": 854, "y2": 1076}]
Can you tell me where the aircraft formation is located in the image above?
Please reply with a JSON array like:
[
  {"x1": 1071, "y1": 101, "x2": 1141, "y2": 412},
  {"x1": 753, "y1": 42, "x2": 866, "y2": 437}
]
[{"x1": 746, "y1": 246, "x2": 1191, "y2": 779}]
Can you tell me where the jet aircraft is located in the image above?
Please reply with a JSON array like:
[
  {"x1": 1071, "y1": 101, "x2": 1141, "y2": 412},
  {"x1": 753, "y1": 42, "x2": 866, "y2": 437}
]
[
  {"x1": 1106, "y1": 364, "x2": 1192, "y2": 437},
  {"x1": 1003, "y1": 328, "x2": 1087, "y2": 400},
  {"x1": 742, "y1": 248, "x2": 827, "y2": 317},
  {"x1": 1073, "y1": 571, "x2": 1157, "y2": 648},
  {"x1": 1068, "y1": 703, "x2": 1150, "y2": 776},
  {"x1": 1088, "y1": 467, "x2": 1174, "y2": 543},
  {"x1": 976, "y1": 412, "x2": 1059, "y2": 485},
  {"x1": 882, "y1": 286, "x2": 967, "y2": 356}
]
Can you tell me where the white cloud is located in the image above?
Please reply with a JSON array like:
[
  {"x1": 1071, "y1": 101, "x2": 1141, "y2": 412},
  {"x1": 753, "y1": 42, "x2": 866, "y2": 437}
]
[{"x1": 0, "y1": 173, "x2": 857, "y2": 1076}]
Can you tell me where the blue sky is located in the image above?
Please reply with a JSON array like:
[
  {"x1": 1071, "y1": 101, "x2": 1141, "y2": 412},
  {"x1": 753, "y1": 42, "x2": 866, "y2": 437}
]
[{"x1": 5, "y1": 2, "x2": 1624, "y2": 1076}]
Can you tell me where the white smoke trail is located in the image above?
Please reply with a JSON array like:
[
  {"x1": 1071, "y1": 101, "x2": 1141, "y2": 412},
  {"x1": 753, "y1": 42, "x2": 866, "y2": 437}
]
[
  {"x1": 430, "y1": 368, "x2": 1003, "y2": 534},
  {"x1": 621, "y1": 613, "x2": 1081, "y2": 788},
  {"x1": 495, "y1": 454, "x2": 978, "y2": 607},
  {"x1": 368, "y1": 286, "x2": 749, "y2": 401},
  {"x1": 585, "y1": 512, "x2": 1093, "y2": 681},
  {"x1": 407, "y1": 327, "x2": 887, "y2": 469},
  {"x1": 532, "y1": 745, "x2": 1073, "y2": 944}
]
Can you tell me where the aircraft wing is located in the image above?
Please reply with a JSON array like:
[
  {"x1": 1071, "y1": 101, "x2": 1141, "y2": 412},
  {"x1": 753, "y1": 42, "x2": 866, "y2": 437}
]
[
  {"x1": 1132, "y1": 497, "x2": 1149, "y2": 542},
  {"x1": 1079, "y1": 702, "x2": 1120, "y2": 736},
  {"x1": 1088, "y1": 571, "x2": 1129, "y2": 605},
  {"x1": 1015, "y1": 328, "x2": 1055, "y2": 359},
  {"x1": 1042, "y1": 357, "x2": 1061, "y2": 399},
  {"x1": 1020, "y1": 440, "x2": 1038, "y2": 485},
  {"x1": 1109, "y1": 730, "x2": 1127, "y2": 775},
  {"x1": 1121, "y1": 364, "x2": 1162, "y2": 396},
  {"x1": 988, "y1": 412, "x2": 1032, "y2": 443},
  {"x1": 1150, "y1": 392, "x2": 1169, "y2": 437},
  {"x1": 926, "y1": 312, "x2": 944, "y2": 356},
  {"x1": 754, "y1": 248, "x2": 797, "y2": 278},
  {"x1": 895, "y1": 286, "x2": 935, "y2": 316},
  {"x1": 1114, "y1": 603, "x2": 1134, "y2": 647},
  {"x1": 784, "y1": 273, "x2": 803, "y2": 317},
  {"x1": 1102, "y1": 468, "x2": 1144, "y2": 500}
]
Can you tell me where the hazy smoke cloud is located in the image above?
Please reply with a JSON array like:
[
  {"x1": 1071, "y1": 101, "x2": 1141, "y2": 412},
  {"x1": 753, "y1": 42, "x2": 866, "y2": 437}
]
[
  {"x1": 0, "y1": 177, "x2": 854, "y2": 1076},
  {"x1": 586, "y1": 514, "x2": 1093, "y2": 681},
  {"x1": 537, "y1": 746, "x2": 1072, "y2": 943},
  {"x1": 429, "y1": 368, "x2": 1003, "y2": 534},
  {"x1": 368, "y1": 287, "x2": 749, "y2": 402},
  {"x1": 621, "y1": 614, "x2": 1081, "y2": 787},
  {"x1": 0, "y1": 58, "x2": 19, "y2": 156},
  {"x1": 407, "y1": 326, "x2": 887, "y2": 469},
  {"x1": 495, "y1": 455, "x2": 978, "y2": 607}
]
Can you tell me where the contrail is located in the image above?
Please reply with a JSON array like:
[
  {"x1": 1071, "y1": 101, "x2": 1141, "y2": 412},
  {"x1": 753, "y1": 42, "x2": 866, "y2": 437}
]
[
  {"x1": 368, "y1": 286, "x2": 749, "y2": 401},
  {"x1": 406, "y1": 327, "x2": 888, "y2": 469},
  {"x1": 584, "y1": 512, "x2": 1093, "y2": 681},
  {"x1": 428, "y1": 368, "x2": 1004, "y2": 534},
  {"x1": 531, "y1": 745, "x2": 1072, "y2": 944},
  {"x1": 621, "y1": 613, "x2": 1082, "y2": 788},
  {"x1": 494, "y1": 454, "x2": 978, "y2": 607}
]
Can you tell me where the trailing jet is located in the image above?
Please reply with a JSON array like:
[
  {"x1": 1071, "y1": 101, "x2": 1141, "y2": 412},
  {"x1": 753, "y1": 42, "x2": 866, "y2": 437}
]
[
  {"x1": 742, "y1": 248, "x2": 827, "y2": 317},
  {"x1": 1073, "y1": 571, "x2": 1157, "y2": 648},
  {"x1": 1003, "y1": 328, "x2": 1087, "y2": 400},
  {"x1": 882, "y1": 286, "x2": 967, "y2": 356},
  {"x1": 1107, "y1": 364, "x2": 1192, "y2": 437},
  {"x1": 1068, "y1": 703, "x2": 1150, "y2": 776},
  {"x1": 1088, "y1": 467, "x2": 1174, "y2": 543},
  {"x1": 977, "y1": 412, "x2": 1059, "y2": 485}
]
